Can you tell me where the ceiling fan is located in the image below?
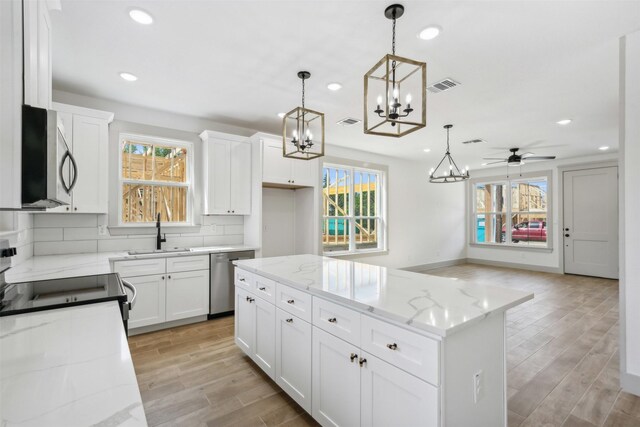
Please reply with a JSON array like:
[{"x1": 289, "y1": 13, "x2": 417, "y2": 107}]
[{"x1": 482, "y1": 148, "x2": 556, "y2": 167}]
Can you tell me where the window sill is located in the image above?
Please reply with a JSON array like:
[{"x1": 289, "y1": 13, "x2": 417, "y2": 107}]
[
  {"x1": 108, "y1": 224, "x2": 201, "y2": 236},
  {"x1": 323, "y1": 249, "x2": 389, "y2": 258},
  {"x1": 468, "y1": 242, "x2": 554, "y2": 253}
]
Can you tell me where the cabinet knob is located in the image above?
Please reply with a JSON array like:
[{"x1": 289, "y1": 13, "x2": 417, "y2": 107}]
[
  {"x1": 66, "y1": 207, "x2": 70, "y2": 211},
  {"x1": 359, "y1": 357, "x2": 367, "y2": 367},
  {"x1": 168, "y1": 275, "x2": 171, "y2": 279},
  {"x1": 74, "y1": 207, "x2": 78, "y2": 211},
  {"x1": 161, "y1": 276, "x2": 165, "y2": 280},
  {"x1": 286, "y1": 318, "x2": 293, "y2": 323},
  {"x1": 386, "y1": 343, "x2": 398, "y2": 350},
  {"x1": 565, "y1": 234, "x2": 570, "y2": 238},
  {"x1": 328, "y1": 317, "x2": 337, "y2": 323},
  {"x1": 287, "y1": 299, "x2": 295, "y2": 304},
  {"x1": 259, "y1": 287, "x2": 266, "y2": 291},
  {"x1": 350, "y1": 353, "x2": 358, "y2": 362},
  {"x1": 232, "y1": 210, "x2": 235, "y2": 213},
  {"x1": 292, "y1": 180, "x2": 295, "y2": 183}
]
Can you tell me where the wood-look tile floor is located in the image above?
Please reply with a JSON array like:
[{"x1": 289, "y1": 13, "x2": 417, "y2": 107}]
[{"x1": 128, "y1": 263, "x2": 640, "y2": 427}]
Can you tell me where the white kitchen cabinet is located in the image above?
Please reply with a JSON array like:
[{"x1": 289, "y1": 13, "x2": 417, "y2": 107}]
[
  {"x1": 360, "y1": 352, "x2": 439, "y2": 427},
  {"x1": 124, "y1": 274, "x2": 166, "y2": 329},
  {"x1": 262, "y1": 137, "x2": 318, "y2": 187},
  {"x1": 49, "y1": 103, "x2": 113, "y2": 213},
  {"x1": 23, "y1": 0, "x2": 55, "y2": 109},
  {"x1": 165, "y1": 269, "x2": 209, "y2": 321},
  {"x1": 235, "y1": 286, "x2": 255, "y2": 355},
  {"x1": 200, "y1": 130, "x2": 251, "y2": 215},
  {"x1": 253, "y1": 297, "x2": 276, "y2": 378},
  {"x1": 275, "y1": 308, "x2": 312, "y2": 412},
  {"x1": 312, "y1": 327, "x2": 361, "y2": 427}
]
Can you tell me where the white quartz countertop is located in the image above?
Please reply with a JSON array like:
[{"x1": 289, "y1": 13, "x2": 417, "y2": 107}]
[
  {"x1": 0, "y1": 302, "x2": 147, "y2": 426},
  {"x1": 235, "y1": 254, "x2": 533, "y2": 337},
  {"x1": 6, "y1": 245, "x2": 258, "y2": 283}
]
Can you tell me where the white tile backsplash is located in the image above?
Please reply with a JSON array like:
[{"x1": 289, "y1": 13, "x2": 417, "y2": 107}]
[
  {"x1": 32, "y1": 214, "x2": 244, "y2": 255},
  {"x1": 1, "y1": 212, "x2": 34, "y2": 266}
]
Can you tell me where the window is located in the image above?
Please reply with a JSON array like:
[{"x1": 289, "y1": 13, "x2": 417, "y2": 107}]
[
  {"x1": 472, "y1": 175, "x2": 550, "y2": 248},
  {"x1": 322, "y1": 163, "x2": 386, "y2": 254},
  {"x1": 119, "y1": 134, "x2": 193, "y2": 225}
]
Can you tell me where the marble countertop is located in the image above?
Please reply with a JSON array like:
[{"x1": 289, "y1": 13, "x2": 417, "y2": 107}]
[
  {"x1": 235, "y1": 254, "x2": 534, "y2": 337},
  {"x1": 0, "y1": 302, "x2": 147, "y2": 426},
  {"x1": 6, "y1": 245, "x2": 258, "y2": 283}
]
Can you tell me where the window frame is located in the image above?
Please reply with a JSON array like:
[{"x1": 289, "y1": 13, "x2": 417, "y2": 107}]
[
  {"x1": 117, "y1": 133, "x2": 195, "y2": 227},
  {"x1": 469, "y1": 171, "x2": 553, "y2": 251},
  {"x1": 322, "y1": 161, "x2": 388, "y2": 256}
]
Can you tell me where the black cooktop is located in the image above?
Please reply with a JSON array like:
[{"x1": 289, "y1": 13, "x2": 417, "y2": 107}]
[{"x1": 0, "y1": 273, "x2": 126, "y2": 316}]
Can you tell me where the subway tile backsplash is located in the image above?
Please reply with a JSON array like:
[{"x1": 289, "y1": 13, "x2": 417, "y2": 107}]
[{"x1": 32, "y1": 214, "x2": 244, "y2": 256}]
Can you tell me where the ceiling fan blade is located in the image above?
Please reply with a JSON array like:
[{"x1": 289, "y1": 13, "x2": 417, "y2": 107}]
[
  {"x1": 482, "y1": 157, "x2": 507, "y2": 160},
  {"x1": 523, "y1": 156, "x2": 556, "y2": 161},
  {"x1": 483, "y1": 160, "x2": 507, "y2": 165},
  {"x1": 519, "y1": 152, "x2": 535, "y2": 157}
]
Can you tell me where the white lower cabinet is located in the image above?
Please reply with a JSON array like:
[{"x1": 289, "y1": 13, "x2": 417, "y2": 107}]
[
  {"x1": 276, "y1": 308, "x2": 312, "y2": 412},
  {"x1": 125, "y1": 274, "x2": 166, "y2": 328},
  {"x1": 360, "y1": 351, "x2": 439, "y2": 427},
  {"x1": 235, "y1": 286, "x2": 255, "y2": 355},
  {"x1": 312, "y1": 327, "x2": 361, "y2": 427},
  {"x1": 166, "y1": 270, "x2": 209, "y2": 321}
]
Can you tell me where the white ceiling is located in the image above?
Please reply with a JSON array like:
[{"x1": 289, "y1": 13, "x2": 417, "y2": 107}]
[{"x1": 51, "y1": 1, "x2": 640, "y2": 167}]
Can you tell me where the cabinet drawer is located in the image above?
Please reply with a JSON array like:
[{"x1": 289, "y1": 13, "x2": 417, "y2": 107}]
[
  {"x1": 276, "y1": 283, "x2": 312, "y2": 322},
  {"x1": 312, "y1": 297, "x2": 361, "y2": 346},
  {"x1": 235, "y1": 268, "x2": 254, "y2": 291},
  {"x1": 113, "y1": 258, "x2": 165, "y2": 277},
  {"x1": 166, "y1": 255, "x2": 209, "y2": 273},
  {"x1": 361, "y1": 315, "x2": 440, "y2": 386},
  {"x1": 254, "y1": 274, "x2": 276, "y2": 304}
]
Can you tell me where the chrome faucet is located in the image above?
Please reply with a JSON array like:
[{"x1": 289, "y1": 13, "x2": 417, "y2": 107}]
[{"x1": 156, "y1": 213, "x2": 166, "y2": 250}]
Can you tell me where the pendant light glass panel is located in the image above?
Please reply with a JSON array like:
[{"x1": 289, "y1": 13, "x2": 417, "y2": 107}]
[
  {"x1": 283, "y1": 106, "x2": 325, "y2": 160},
  {"x1": 364, "y1": 54, "x2": 426, "y2": 137}
]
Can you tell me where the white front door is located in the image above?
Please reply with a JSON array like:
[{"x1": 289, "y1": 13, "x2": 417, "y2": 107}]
[{"x1": 563, "y1": 166, "x2": 618, "y2": 279}]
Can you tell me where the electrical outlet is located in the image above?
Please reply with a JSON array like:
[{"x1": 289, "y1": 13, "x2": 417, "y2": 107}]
[
  {"x1": 98, "y1": 225, "x2": 108, "y2": 236},
  {"x1": 473, "y1": 370, "x2": 484, "y2": 403}
]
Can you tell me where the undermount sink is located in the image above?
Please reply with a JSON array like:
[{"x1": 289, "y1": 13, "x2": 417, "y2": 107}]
[{"x1": 127, "y1": 248, "x2": 188, "y2": 255}]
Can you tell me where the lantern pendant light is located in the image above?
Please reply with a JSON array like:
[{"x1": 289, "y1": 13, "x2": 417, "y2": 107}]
[
  {"x1": 282, "y1": 71, "x2": 325, "y2": 160},
  {"x1": 364, "y1": 4, "x2": 427, "y2": 137},
  {"x1": 429, "y1": 124, "x2": 470, "y2": 183}
]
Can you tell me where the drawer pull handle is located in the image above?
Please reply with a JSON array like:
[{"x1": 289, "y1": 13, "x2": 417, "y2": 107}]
[
  {"x1": 359, "y1": 357, "x2": 367, "y2": 367},
  {"x1": 287, "y1": 299, "x2": 295, "y2": 304},
  {"x1": 387, "y1": 343, "x2": 398, "y2": 350},
  {"x1": 239, "y1": 278, "x2": 245, "y2": 282},
  {"x1": 350, "y1": 353, "x2": 358, "y2": 362},
  {"x1": 259, "y1": 287, "x2": 266, "y2": 291},
  {"x1": 246, "y1": 296, "x2": 255, "y2": 303},
  {"x1": 286, "y1": 318, "x2": 293, "y2": 323},
  {"x1": 328, "y1": 317, "x2": 337, "y2": 323}
]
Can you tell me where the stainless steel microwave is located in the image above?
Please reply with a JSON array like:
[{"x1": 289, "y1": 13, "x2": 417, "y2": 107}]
[{"x1": 21, "y1": 105, "x2": 75, "y2": 209}]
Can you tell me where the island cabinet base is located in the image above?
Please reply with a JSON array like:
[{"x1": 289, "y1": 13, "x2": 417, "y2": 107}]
[{"x1": 234, "y1": 267, "x2": 508, "y2": 427}]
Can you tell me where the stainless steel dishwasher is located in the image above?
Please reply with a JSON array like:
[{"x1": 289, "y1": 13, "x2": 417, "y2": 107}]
[{"x1": 209, "y1": 250, "x2": 254, "y2": 318}]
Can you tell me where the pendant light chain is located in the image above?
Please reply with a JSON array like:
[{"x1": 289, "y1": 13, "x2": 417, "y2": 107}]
[
  {"x1": 392, "y1": 15, "x2": 396, "y2": 55},
  {"x1": 446, "y1": 126, "x2": 451, "y2": 153},
  {"x1": 301, "y1": 76, "x2": 305, "y2": 109}
]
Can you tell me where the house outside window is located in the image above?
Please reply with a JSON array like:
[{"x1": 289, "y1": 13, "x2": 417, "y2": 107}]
[
  {"x1": 119, "y1": 133, "x2": 193, "y2": 225},
  {"x1": 472, "y1": 174, "x2": 551, "y2": 248},
  {"x1": 322, "y1": 163, "x2": 387, "y2": 254}
]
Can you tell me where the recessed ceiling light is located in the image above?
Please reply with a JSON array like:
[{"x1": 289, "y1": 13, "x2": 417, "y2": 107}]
[
  {"x1": 599, "y1": 146, "x2": 610, "y2": 151},
  {"x1": 327, "y1": 82, "x2": 342, "y2": 91},
  {"x1": 277, "y1": 112, "x2": 285, "y2": 118},
  {"x1": 129, "y1": 9, "x2": 153, "y2": 25},
  {"x1": 423, "y1": 148, "x2": 431, "y2": 153},
  {"x1": 119, "y1": 72, "x2": 138, "y2": 82},
  {"x1": 418, "y1": 26, "x2": 441, "y2": 40},
  {"x1": 556, "y1": 119, "x2": 572, "y2": 125}
]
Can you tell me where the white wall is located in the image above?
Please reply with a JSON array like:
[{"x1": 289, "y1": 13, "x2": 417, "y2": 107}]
[
  {"x1": 620, "y1": 30, "x2": 640, "y2": 395},
  {"x1": 323, "y1": 144, "x2": 467, "y2": 269},
  {"x1": 262, "y1": 188, "x2": 295, "y2": 257},
  {"x1": 466, "y1": 153, "x2": 618, "y2": 271}
]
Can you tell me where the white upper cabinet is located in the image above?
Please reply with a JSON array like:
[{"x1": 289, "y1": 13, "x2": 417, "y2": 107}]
[
  {"x1": 200, "y1": 130, "x2": 252, "y2": 215},
  {"x1": 23, "y1": 0, "x2": 56, "y2": 109},
  {"x1": 261, "y1": 136, "x2": 318, "y2": 187},
  {"x1": 49, "y1": 103, "x2": 113, "y2": 213}
]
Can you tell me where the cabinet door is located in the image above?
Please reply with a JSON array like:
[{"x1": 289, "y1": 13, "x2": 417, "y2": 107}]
[
  {"x1": 235, "y1": 286, "x2": 255, "y2": 356},
  {"x1": 125, "y1": 274, "x2": 166, "y2": 329},
  {"x1": 230, "y1": 141, "x2": 251, "y2": 214},
  {"x1": 253, "y1": 297, "x2": 276, "y2": 379},
  {"x1": 360, "y1": 352, "x2": 439, "y2": 427},
  {"x1": 48, "y1": 112, "x2": 74, "y2": 213},
  {"x1": 276, "y1": 308, "x2": 312, "y2": 412},
  {"x1": 205, "y1": 139, "x2": 231, "y2": 214},
  {"x1": 71, "y1": 115, "x2": 109, "y2": 213},
  {"x1": 312, "y1": 327, "x2": 360, "y2": 427},
  {"x1": 291, "y1": 157, "x2": 318, "y2": 187},
  {"x1": 165, "y1": 270, "x2": 209, "y2": 321},
  {"x1": 262, "y1": 138, "x2": 292, "y2": 185},
  {"x1": 23, "y1": 0, "x2": 51, "y2": 109}
]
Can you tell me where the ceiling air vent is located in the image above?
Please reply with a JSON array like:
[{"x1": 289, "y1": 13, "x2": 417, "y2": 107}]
[
  {"x1": 461, "y1": 138, "x2": 487, "y2": 145},
  {"x1": 427, "y1": 78, "x2": 460, "y2": 94},
  {"x1": 337, "y1": 117, "x2": 361, "y2": 126}
]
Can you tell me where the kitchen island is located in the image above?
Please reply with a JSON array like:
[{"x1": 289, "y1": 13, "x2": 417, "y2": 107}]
[{"x1": 233, "y1": 254, "x2": 533, "y2": 427}]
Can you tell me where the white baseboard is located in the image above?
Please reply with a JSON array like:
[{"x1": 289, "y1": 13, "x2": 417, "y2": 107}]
[
  {"x1": 465, "y1": 258, "x2": 563, "y2": 274},
  {"x1": 403, "y1": 258, "x2": 467, "y2": 272},
  {"x1": 621, "y1": 371, "x2": 640, "y2": 397}
]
